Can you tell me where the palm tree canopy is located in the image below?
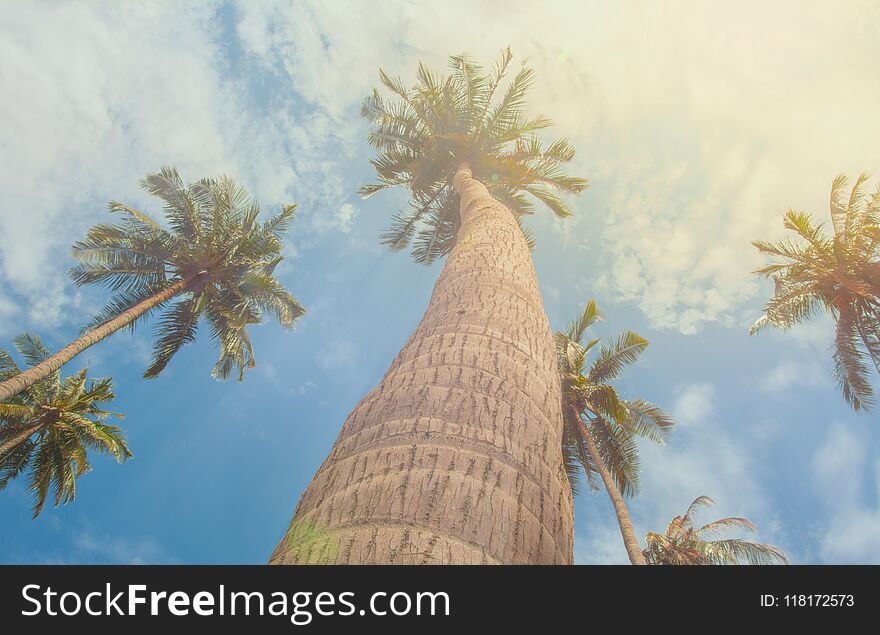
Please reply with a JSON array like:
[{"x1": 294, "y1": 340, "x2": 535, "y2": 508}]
[
  {"x1": 643, "y1": 496, "x2": 788, "y2": 565},
  {"x1": 752, "y1": 174, "x2": 880, "y2": 411},
  {"x1": 69, "y1": 167, "x2": 305, "y2": 380},
  {"x1": 360, "y1": 47, "x2": 588, "y2": 264},
  {"x1": 0, "y1": 333, "x2": 131, "y2": 517},
  {"x1": 556, "y1": 299, "x2": 674, "y2": 496}
]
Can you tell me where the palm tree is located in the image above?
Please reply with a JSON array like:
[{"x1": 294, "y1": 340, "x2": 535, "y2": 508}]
[
  {"x1": 270, "y1": 49, "x2": 587, "y2": 564},
  {"x1": 0, "y1": 167, "x2": 304, "y2": 403},
  {"x1": 0, "y1": 333, "x2": 131, "y2": 517},
  {"x1": 751, "y1": 173, "x2": 880, "y2": 411},
  {"x1": 643, "y1": 496, "x2": 788, "y2": 565},
  {"x1": 556, "y1": 299, "x2": 674, "y2": 565}
]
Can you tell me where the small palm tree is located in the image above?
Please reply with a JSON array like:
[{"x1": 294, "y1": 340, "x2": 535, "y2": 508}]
[
  {"x1": 557, "y1": 299, "x2": 674, "y2": 565},
  {"x1": 751, "y1": 173, "x2": 880, "y2": 411},
  {"x1": 643, "y1": 496, "x2": 788, "y2": 565},
  {"x1": 0, "y1": 333, "x2": 131, "y2": 517},
  {"x1": 0, "y1": 167, "x2": 304, "y2": 402},
  {"x1": 360, "y1": 47, "x2": 587, "y2": 264}
]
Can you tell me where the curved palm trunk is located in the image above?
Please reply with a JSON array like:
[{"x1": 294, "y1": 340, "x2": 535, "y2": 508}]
[
  {"x1": 0, "y1": 278, "x2": 193, "y2": 402},
  {"x1": 0, "y1": 421, "x2": 46, "y2": 459},
  {"x1": 579, "y1": 421, "x2": 647, "y2": 565},
  {"x1": 270, "y1": 163, "x2": 574, "y2": 564}
]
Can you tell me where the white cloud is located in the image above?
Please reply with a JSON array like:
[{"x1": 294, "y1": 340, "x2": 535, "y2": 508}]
[
  {"x1": 0, "y1": 2, "x2": 234, "y2": 313},
  {"x1": 6, "y1": 1, "x2": 874, "y2": 337},
  {"x1": 574, "y1": 522, "x2": 628, "y2": 565},
  {"x1": 315, "y1": 339, "x2": 360, "y2": 372},
  {"x1": 578, "y1": 0, "x2": 880, "y2": 333},
  {"x1": 673, "y1": 382, "x2": 715, "y2": 427},
  {"x1": 761, "y1": 358, "x2": 828, "y2": 393},
  {"x1": 573, "y1": 377, "x2": 795, "y2": 562},
  {"x1": 632, "y1": 381, "x2": 789, "y2": 557},
  {"x1": 6, "y1": 520, "x2": 176, "y2": 565},
  {"x1": 0, "y1": 292, "x2": 18, "y2": 323},
  {"x1": 782, "y1": 313, "x2": 835, "y2": 354},
  {"x1": 812, "y1": 422, "x2": 880, "y2": 564},
  {"x1": 0, "y1": 1, "x2": 360, "y2": 338},
  {"x1": 234, "y1": 0, "x2": 880, "y2": 334},
  {"x1": 307, "y1": 202, "x2": 360, "y2": 235},
  {"x1": 72, "y1": 530, "x2": 175, "y2": 565},
  {"x1": 261, "y1": 361, "x2": 318, "y2": 397},
  {"x1": 333, "y1": 203, "x2": 358, "y2": 233}
]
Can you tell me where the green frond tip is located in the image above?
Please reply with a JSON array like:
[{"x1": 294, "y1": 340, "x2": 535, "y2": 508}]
[
  {"x1": 361, "y1": 49, "x2": 587, "y2": 264},
  {"x1": 0, "y1": 333, "x2": 131, "y2": 517},
  {"x1": 69, "y1": 168, "x2": 305, "y2": 382}
]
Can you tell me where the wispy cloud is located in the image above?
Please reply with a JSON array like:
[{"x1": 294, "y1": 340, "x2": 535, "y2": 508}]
[
  {"x1": 236, "y1": 0, "x2": 880, "y2": 334},
  {"x1": 632, "y1": 381, "x2": 790, "y2": 556},
  {"x1": 0, "y1": 1, "x2": 360, "y2": 339},
  {"x1": 6, "y1": 519, "x2": 176, "y2": 565},
  {"x1": 315, "y1": 339, "x2": 360, "y2": 372},
  {"x1": 811, "y1": 422, "x2": 880, "y2": 564},
  {"x1": 761, "y1": 358, "x2": 828, "y2": 393}
]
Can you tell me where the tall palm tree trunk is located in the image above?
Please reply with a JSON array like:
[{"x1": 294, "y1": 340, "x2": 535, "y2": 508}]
[
  {"x1": 0, "y1": 278, "x2": 193, "y2": 402},
  {"x1": 578, "y1": 421, "x2": 647, "y2": 565},
  {"x1": 0, "y1": 421, "x2": 46, "y2": 459},
  {"x1": 270, "y1": 163, "x2": 574, "y2": 564}
]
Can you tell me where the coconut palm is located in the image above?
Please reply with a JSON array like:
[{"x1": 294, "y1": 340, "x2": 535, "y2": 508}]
[
  {"x1": 643, "y1": 496, "x2": 788, "y2": 565},
  {"x1": 751, "y1": 173, "x2": 880, "y2": 411},
  {"x1": 556, "y1": 299, "x2": 674, "y2": 565},
  {"x1": 0, "y1": 333, "x2": 131, "y2": 517},
  {"x1": 0, "y1": 167, "x2": 304, "y2": 403},
  {"x1": 271, "y1": 49, "x2": 587, "y2": 564}
]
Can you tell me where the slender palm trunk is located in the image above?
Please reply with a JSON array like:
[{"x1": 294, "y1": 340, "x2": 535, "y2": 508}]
[
  {"x1": 579, "y1": 421, "x2": 647, "y2": 565},
  {"x1": 0, "y1": 278, "x2": 193, "y2": 402},
  {"x1": 0, "y1": 421, "x2": 46, "y2": 459},
  {"x1": 270, "y1": 162, "x2": 574, "y2": 564}
]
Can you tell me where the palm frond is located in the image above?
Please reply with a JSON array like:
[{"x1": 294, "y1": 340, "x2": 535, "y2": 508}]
[
  {"x1": 588, "y1": 331, "x2": 649, "y2": 384},
  {"x1": 682, "y1": 495, "x2": 716, "y2": 526},
  {"x1": 624, "y1": 399, "x2": 674, "y2": 443},
  {"x1": 143, "y1": 297, "x2": 201, "y2": 379},
  {"x1": 361, "y1": 50, "x2": 586, "y2": 264},
  {"x1": 833, "y1": 306, "x2": 874, "y2": 411},
  {"x1": 13, "y1": 333, "x2": 51, "y2": 367}
]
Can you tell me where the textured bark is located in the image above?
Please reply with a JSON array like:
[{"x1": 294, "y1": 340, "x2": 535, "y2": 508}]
[
  {"x1": 270, "y1": 163, "x2": 574, "y2": 564},
  {"x1": 0, "y1": 278, "x2": 193, "y2": 403},
  {"x1": 579, "y1": 421, "x2": 647, "y2": 565}
]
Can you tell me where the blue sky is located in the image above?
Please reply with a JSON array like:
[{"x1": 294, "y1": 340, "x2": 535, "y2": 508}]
[{"x1": 1, "y1": 0, "x2": 879, "y2": 564}]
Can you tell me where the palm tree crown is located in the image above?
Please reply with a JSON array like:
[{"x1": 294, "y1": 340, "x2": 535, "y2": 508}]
[
  {"x1": 556, "y1": 299, "x2": 674, "y2": 496},
  {"x1": 70, "y1": 167, "x2": 305, "y2": 380},
  {"x1": 0, "y1": 333, "x2": 131, "y2": 517},
  {"x1": 360, "y1": 47, "x2": 588, "y2": 264},
  {"x1": 751, "y1": 174, "x2": 880, "y2": 411},
  {"x1": 643, "y1": 496, "x2": 788, "y2": 565}
]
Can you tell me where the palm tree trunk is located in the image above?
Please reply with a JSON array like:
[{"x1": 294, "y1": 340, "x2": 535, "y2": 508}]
[
  {"x1": 270, "y1": 162, "x2": 574, "y2": 564},
  {"x1": 579, "y1": 421, "x2": 647, "y2": 565},
  {"x1": 0, "y1": 277, "x2": 193, "y2": 402},
  {"x1": 0, "y1": 421, "x2": 46, "y2": 459}
]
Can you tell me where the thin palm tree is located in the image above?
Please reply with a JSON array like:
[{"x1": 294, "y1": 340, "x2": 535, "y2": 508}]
[
  {"x1": 643, "y1": 496, "x2": 788, "y2": 565},
  {"x1": 0, "y1": 167, "x2": 304, "y2": 403},
  {"x1": 271, "y1": 49, "x2": 587, "y2": 564},
  {"x1": 556, "y1": 299, "x2": 674, "y2": 565},
  {"x1": 751, "y1": 173, "x2": 880, "y2": 411},
  {"x1": 0, "y1": 333, "x2": 131, "y2": 517}
]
